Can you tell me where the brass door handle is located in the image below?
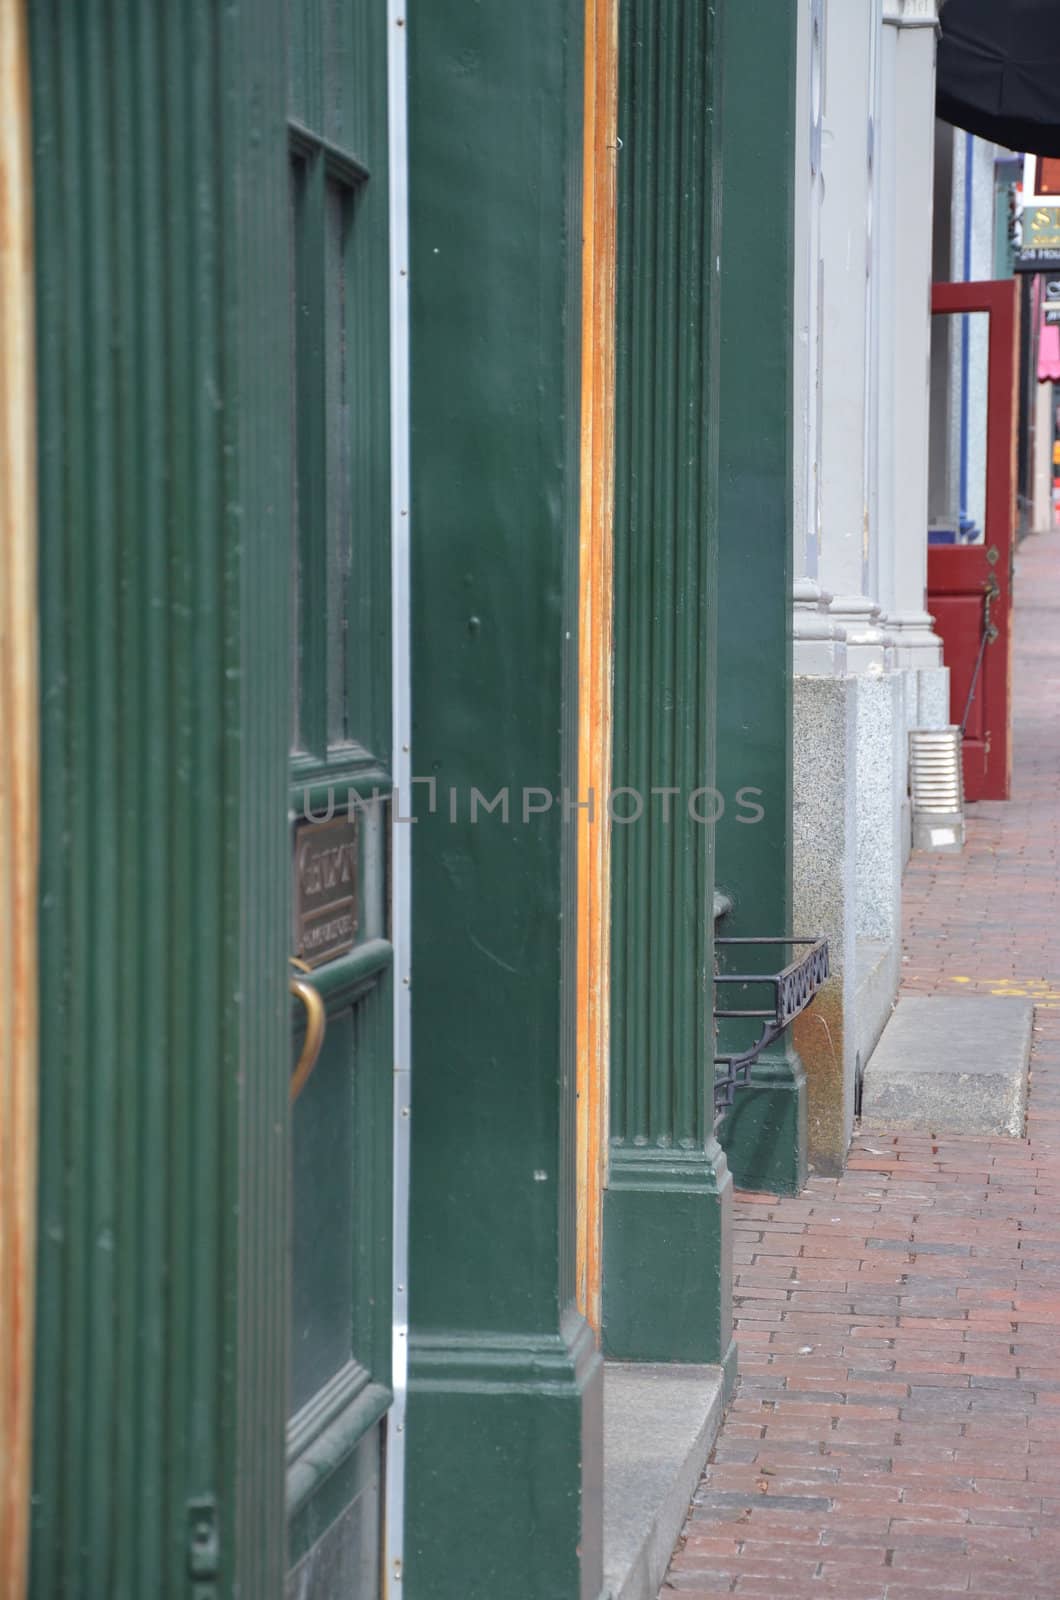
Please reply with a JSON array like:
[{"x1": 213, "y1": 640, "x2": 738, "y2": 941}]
[{"x1": 289, "y1": 958, "x2": 326, "y2": 1102}]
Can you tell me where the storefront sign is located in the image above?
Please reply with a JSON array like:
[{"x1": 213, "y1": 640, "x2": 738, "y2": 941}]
[
  {"x1": 1017, "y1": 206, "x2": 1060, "y2": 271},
  {"x1": 293, "y1": 815, "x2": 359, "y2": 967}
]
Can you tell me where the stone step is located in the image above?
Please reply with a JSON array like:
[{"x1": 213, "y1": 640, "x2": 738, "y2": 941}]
[
  {"x1": 603, "y1": 1362, "x2": 725, "y2": 1600},
  {"x1": 861, "y1": 993, "x2": 1033, "y2": 1136}
]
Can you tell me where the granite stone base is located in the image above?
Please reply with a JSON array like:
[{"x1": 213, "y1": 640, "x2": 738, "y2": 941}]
[
  {"x1": 855, "y1": 937, "x2": 899, "y2": 1089},
  {"x1": 917, "y1": 664, "x2": 950, "y2": 730},
  {"x1": 856, "y1": 672, "x2": 903, "y2": 947},
  {"x1": 792, "y1": 674, "x2": 858, "y2": 1173}
]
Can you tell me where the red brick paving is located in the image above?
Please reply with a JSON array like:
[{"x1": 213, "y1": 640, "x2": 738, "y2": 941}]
[{"x1": 658, "y1": 529, "x2": 1060, "y2": 1599}]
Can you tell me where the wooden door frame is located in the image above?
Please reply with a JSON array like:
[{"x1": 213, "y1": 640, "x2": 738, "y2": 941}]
[
  {"x1": 929, "y1": 277, "x2": 1017, "y2": 800},
  {"x1": 577, "y1": 0, "x2": 618, "y2": 1338},
  {"x1": 931, "y1": 278, "x2": 1018, "y2": 554},
  {"x1": 0, "y1": 2, "x2": 37, "y2": 1593}
]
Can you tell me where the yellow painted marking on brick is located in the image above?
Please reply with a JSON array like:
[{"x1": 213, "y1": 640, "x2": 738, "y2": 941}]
[{"x1": 943, "y1": 975, "x2": 1060, "y2": 1005}]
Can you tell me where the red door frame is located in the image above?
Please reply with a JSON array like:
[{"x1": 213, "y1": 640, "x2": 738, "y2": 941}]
[{"x1": 927, "y1": 278, "x2": 1017, "y2": 802}]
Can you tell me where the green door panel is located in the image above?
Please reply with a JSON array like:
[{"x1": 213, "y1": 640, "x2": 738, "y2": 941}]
[
  {"x1": 287, "y1": 1429, "x2": 382, "y2": 1599},
  {"x1": 290, "y1": 955, "x2": 393, "y2": 1416},
  {"x1": 285, "y1": 2, "x2": 393, "y2": 1592},
  {"x1": 291, "y1": 1006, "x2": 360, "y2": 1413}
]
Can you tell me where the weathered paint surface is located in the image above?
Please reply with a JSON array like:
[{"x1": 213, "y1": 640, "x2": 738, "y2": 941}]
[
  {"x1": 404, "y1": 2, "x2": 603, "y2": 1596},
  {"x1": 30, "y1": 6, "x2": 291, "y2": 1593},
  {"x1": 0, "y1": 3, "x2": 37, "y2": 1593},
  {"x1": 714, "y1": 0, "x2": 807, "y2": 1196},
  {"x1": 794, "y1": 982, "x2": 850, "y2": 1176},
  {"x1": 604, "y1": 0, "x2": 734, "y2": 1369}
]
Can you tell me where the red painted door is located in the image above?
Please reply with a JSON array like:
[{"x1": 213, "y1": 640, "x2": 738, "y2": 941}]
[{"x1": 927, "y1": 279, "x2": 1017, "y2": 801}]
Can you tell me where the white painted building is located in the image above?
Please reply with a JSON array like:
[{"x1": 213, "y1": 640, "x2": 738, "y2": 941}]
[{"x1": 790, "y1": 0, "x2": 950, "y2": 1172}]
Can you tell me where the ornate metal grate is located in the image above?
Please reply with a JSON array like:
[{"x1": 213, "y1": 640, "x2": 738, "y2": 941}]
[{"x1": 713, "y1": 936, "x2": 829, "y2": 1124}]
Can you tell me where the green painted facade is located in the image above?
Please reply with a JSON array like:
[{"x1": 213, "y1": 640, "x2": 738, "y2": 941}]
[
  {"x1": 403, "y1": 3, "x2": 602, "y2": 1598},
  {"x1": 22, "y1": 0, "x2": 812, "y2": 1594},
  {"x1": 604, "y1": 0, "x2": 734, "y2": 1373},
  {"x1": 714, "y1": 0, "x2": 807, "y2": 1197},
  {"x1": 29, "y1": 4, "x2": 396, "y2": 1594},
  {"x1": 30, "y1": 3, "x2": 291, "y2": 1593}
]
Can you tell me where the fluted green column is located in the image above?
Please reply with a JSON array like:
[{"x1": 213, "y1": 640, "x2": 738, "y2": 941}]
[
  {"x1": 603, "y1": 0, "x2": 734, "y2": 1377},
  {"x1": 30, "y1": 5, "x2": 291, "y2": 1594},
  {"x1": 713, "y1": 0, "x2": 807, "y2": 1197}
]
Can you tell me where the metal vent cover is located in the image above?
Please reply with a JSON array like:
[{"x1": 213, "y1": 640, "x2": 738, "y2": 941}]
[
  {"x1": 909, "y1": 726, "x2": 964, "y2": 812},
  {"x1": 909, "y1": 726, "x2": 965, "y2": 852}
]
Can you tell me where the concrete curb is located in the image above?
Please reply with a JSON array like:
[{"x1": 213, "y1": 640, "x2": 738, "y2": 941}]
[
  {"x1": 861, "y1": 994, "x2": 1033, "y2": 1136},
  {"x1": 602, "y1": 1362, "x2": 726, "y2": 1600}
]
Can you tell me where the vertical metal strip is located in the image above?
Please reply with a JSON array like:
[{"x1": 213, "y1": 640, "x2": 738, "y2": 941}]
[
  {"x1": 385, "y1": 0, "x2": 411, "y2": 1593},
  {"x1": 0, "y1": 2, "x2": 37, "y2": 1593}
]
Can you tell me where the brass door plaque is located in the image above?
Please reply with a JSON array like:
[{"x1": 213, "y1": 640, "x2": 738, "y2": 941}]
[{"x1": 293, "y1": 815, "x2": 359, "y2": 968}]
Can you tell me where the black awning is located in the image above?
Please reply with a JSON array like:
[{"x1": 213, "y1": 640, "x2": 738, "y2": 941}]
[{"x1": 937, "y1": 0, "x2": 1060, "y2": 158}]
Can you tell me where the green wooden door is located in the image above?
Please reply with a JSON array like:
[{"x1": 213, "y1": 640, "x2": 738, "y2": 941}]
[
  {"x1": 28, "y1": 3, "x2": 402, "y2": 1593},
  {"x1": 284, "y1": 6, "x2": 394, "y2": 1593}
]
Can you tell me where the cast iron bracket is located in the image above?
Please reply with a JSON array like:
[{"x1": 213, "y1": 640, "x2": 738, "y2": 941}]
[{"x1": 713, "y1": 936, "x2": 829, "y2": 1125}]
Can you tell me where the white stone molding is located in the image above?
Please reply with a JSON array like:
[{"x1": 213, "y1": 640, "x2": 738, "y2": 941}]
[
  {"x1": 883, "y1": 0, "x2": 940, "y2": 28},
  {"x1": 794, "y1": 578, "x2": 849, "y2": 675},
  {"x1": 828, "y1": 593, "x2": 894, "y2": 674},
  {"x1": 876, "y1": 0, "x2": 945, "y2": 668}
]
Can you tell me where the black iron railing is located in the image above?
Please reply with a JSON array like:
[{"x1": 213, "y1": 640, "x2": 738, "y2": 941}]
[{"x1": 713, "y1": 936, "x2": 829, "y2": 1124}]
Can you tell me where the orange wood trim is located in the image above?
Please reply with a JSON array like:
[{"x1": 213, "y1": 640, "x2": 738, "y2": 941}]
[
  {"x1": 576, "y1": 0, "x2": 618, "y2": 1337},
  {"x1": 0, "y1": 1, "x2": 38, "y2": 1592}
]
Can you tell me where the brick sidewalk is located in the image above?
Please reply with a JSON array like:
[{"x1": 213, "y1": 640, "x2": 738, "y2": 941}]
[{"x1": 659, "y1": 529, "x2": 1060, "y2": 1600}]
